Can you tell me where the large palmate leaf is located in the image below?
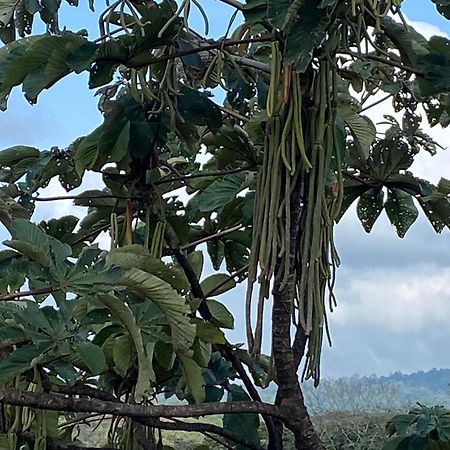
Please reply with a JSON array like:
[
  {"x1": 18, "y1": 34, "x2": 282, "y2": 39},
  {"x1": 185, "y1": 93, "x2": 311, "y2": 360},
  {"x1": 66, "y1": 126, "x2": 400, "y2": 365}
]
[
  {"x1": 0, "y1": 32, "x2": 89, "y2": 109},
  {"x1": 283, "y1": 1, "x2": 331, "y2": 72},
  {"x1": 106, "y1": 245, "x2": 189, "y2": 293},
  {"x1": 179, "y1": 353, "x2": 206, "y2": 403},
  {"x1": 0, "y1": 344, "x2": 42, "y2": 382},
  {"x1": 75, "y1": 341, "x2": 107, "y2": 375},
  {"x1": 338, "y1": 105, "x2": 376, "y2": 160},
  {"x1": 385, "y1": 189, "x2": 419, "y2": 238},
  {"x1": 97, "y1": 292, "x2": 155, "y2": 401},
  {"x1": 187, "y1": 173, "x2": 248, "y2": 215},
  {"x1": 4, "y1": 218, "x2": 72, "y2": 264},
  {"x1": 103, "y1": 267, "x2": 195, "y2": 353},
  {"x1": 432, "y1": 0, "x2": 450, "y2": 19},
  {"x1": 357, "y1": 188, "x2": 384, "y2": 233}
]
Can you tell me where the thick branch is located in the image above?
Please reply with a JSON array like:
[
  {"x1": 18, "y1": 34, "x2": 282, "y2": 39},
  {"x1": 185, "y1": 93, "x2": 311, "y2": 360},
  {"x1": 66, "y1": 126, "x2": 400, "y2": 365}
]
[{"x1": 0, "y1": 388, "x2": 283, "y2": 419}]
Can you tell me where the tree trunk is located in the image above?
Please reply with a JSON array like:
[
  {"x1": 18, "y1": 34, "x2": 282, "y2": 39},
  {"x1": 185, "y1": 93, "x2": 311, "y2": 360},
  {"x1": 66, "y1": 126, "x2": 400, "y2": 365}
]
[{"x1": 271, "y1": 180, "x2": 325, "y2": 450}]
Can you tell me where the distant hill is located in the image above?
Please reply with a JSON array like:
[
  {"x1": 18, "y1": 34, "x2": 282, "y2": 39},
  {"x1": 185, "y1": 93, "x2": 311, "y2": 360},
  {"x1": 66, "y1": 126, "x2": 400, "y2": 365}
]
[
  {"x1": 258, "y1": 368, "x2": 450, "y2": 413},
  {"x1": 376, "y1": 368, "x2": 450, "y2": 393}
]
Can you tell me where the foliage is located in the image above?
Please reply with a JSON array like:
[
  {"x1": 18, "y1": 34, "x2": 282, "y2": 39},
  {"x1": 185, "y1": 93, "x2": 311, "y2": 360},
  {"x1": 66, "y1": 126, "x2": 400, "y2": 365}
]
[
  {"x1": 0, "y1": 0, "x2": 449, "y2": 449},
  {"x1": 384, "y1": 405, "x2": 450, "y2": 450}
]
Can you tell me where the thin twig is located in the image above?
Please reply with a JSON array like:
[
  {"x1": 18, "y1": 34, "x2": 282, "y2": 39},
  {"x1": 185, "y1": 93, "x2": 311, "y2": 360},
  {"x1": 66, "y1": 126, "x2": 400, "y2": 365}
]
[
  {"x1": 217, "y1": 0, "x2": 244, "y2": 10},
  {"x1": 180, "y1": 224, "x2": 244, "y2": 251},
  {"x1": 156, "y1": 164, "x2": 254, "y2": 185},
  {"x1": 137, "y1": 417, "x2": 262, "y2": 450},
  {"x1": 106, "y1": 35, "x2": 275, "y2": 69},
  {"x1": 204, "y1": 264, "x2": 248, "y2": 298},
  {"x1": 0, "y1": 287, "x2": 57, "y2": 302},
  {"x1": 33, "y1": 194, "x2": 139, "y2": 202},
  {"x1": 341, "y1": 50, "x2": 424, "y2": 76},
  {"x1": 360, "y1": 93, "x2": 393, "y2": 113}
]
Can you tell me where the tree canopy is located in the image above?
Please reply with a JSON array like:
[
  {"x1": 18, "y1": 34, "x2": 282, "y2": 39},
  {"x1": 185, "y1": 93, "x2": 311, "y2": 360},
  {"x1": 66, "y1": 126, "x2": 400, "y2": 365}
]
[{"x1": 0, "y1": 0, "x2": 449, "y2": 449}]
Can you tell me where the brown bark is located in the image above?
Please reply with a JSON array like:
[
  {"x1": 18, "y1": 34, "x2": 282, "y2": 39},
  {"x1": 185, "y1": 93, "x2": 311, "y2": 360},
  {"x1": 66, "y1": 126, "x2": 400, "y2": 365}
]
[{"x1": 272, "y1": 181, "x2": 325, "y2": 450}]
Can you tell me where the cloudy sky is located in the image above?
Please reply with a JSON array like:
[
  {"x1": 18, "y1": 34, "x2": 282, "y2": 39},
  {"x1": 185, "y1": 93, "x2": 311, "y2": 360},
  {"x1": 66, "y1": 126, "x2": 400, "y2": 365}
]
[{"x1": 0, "y1": 0, "x2": 449, "y2": 379}]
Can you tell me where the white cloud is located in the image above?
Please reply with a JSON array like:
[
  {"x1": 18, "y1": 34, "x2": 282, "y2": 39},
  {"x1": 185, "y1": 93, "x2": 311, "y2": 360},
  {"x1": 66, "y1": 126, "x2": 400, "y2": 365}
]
[
  {"x1": 333, "y1": 265, "x2": 450, "y2": 333},
  {"x1": 406, "y1": 18, "x2": 448, "y2": 39}
]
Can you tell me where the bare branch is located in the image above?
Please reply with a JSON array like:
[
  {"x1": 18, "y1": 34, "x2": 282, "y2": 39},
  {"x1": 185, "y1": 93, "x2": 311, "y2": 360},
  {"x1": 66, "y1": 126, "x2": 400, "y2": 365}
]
[
  {"x1": 137, "y1": 417, "x2": 263, "y2": 450},
  {"x1": 341, "y1": 50, "x2": 424, "y2": 76},
  {"x1": 156, "y1": 164, "x2": 255, "y2": 186},
  {"x1": 204, "y1": 264, "x2": 248, "y2": 298},
  {"x1": 217, "y1": 0, "x2": 244, "y2": 10},
  {"x1": 0, "y1": 388, "x2": 283, "y2": 420},
  {"x1": 107, "y1": 35, "x2": 275, "y2": 69},
  {"x1": 0, "y1": 287, "x2": 58, "y2": 302},
  {"x1": 181, "y1": 224, "x2": 244, "y2": 251},
  {"x1": 33, "y1": 194, "x2": 139, "y2": 202}
]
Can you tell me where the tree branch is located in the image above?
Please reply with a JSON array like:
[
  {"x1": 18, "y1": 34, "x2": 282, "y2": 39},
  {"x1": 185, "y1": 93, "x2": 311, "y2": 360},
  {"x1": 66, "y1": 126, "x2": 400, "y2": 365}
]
[
  {"x1": 0, "y1": 388, "x2": 283, "y2": 419},
  {"x1": 136, "y1": 417, "x2": 263, "y2": 450},
  {"x1": 165, "y1": 225, "x2": 279, "y2": 447},
  {"x1": 33, "y1": 194, "x2": 139, "y2": 202},
  {"x1": 156, "y1": 164, "x2": 255, "y2": 186},
  {"x1": 217, "y1": 0, "x2": 244, "y2": 10},
  {"x1": 204, "y1": 264, "x2": 248, "y2": 298},
  {"x1": 341, "y1": 50, "x2": 424, "y2": 76},
  {"x1": 180, "y1": 224, "x2": 244, "y2": 252},
  {"x1": 0, "y1": 287, "x2": 58, "y2": 302},
  {"x1": 113, "y1": 35, "x2": 275, "y2": 69}
]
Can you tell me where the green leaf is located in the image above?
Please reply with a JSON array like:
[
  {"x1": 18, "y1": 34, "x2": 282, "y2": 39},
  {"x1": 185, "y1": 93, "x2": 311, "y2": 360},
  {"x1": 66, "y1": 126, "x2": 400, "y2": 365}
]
[
  {"x1": 207, "y1": 239, "x2": 225, "y2": 271},
  {"x1": 223, "y1": 384, "x2": 260, "y2": 450},
  {"x1": 283, "y1": 1, "x2": 330, "y2": 72},
  {"x1": 188, "y1": 173, "x2": 247, "y2": 214},
  {"x1": 382, "y1": 437, "x2": 411, "y2": 450},
  {"x1": 97, "y1": 292, "x2": 155, "y2": 401},
  {"x1": 0, "y1": 145, "x2": 39, "y2": 165},
  {"x1": 385, "y1": 189, "x2": 419, "y2": 238},
  {"x1": 74, "y1": 127, "x2": 102, "y2": 176},
  {"x1": 187, "y1": 250, "x2": 203, "y2": 279},
  {"x1": 10, "y1": 218, "x2": 71, "y2": 264},
  {"x1": 103, "y1": 268, "x2": 196, "y2": 353},
  {"x1": 106, "y1": 245, "x2": 189, "y2": 292},
  {"x1": 196, "y1": 322, "x2": 226, "y2": 344},
  {"x1": 177, "y1": 85, "x2": 222, "y2": 131},
  {"x1": 193, "y1": 338, "x2": 212, "y2": 368},
  {"x1": 76, "y1": 341, "x2": 107, "y2": 375},
  {"x1": 3, "y1": 239, "x2": 50, "y2": 265},
  {"x1": 179, "y1": 354, "x2": 205, "y2": 403},
  {"x1": 206, "y1": 299, "x2": 234, "y2": 329},
  {"x1": 112, "y1": 334, "x2": 133, "y2": 376},
  {"x1": 0, "y1": 345, "x2": 42, "y2": 382},
  {"x1": 200, "y1": 273, "x2": 236, "y2": 297},
  {"x1": 0, "y1": 32, "x2": 89, "y2": 109},
  {"x1": 339, "y1": 105, "x2": 376, "y2": 160},
  {"x1": 357, "y1": 188, "x2": 384, "y2": 233},
  {"x1": 0, "y1": 0, "x2": 17, "y2": 26}
]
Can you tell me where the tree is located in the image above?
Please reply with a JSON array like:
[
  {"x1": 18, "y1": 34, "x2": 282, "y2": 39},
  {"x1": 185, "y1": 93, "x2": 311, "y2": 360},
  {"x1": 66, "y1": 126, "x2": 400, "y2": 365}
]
[{"x1": 0, "y1": 0, "x2": 449, "y2": 449}]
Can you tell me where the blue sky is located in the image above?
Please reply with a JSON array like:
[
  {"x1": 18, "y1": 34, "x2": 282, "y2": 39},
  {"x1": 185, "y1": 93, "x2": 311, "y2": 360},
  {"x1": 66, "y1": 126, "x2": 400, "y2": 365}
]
[{"x1": 1, "y1": 0, "x2": 450, "y2": 381}]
